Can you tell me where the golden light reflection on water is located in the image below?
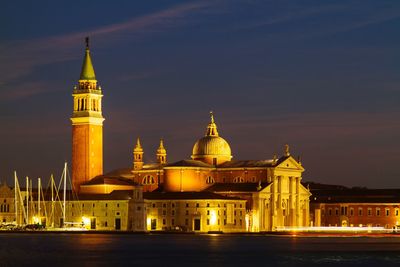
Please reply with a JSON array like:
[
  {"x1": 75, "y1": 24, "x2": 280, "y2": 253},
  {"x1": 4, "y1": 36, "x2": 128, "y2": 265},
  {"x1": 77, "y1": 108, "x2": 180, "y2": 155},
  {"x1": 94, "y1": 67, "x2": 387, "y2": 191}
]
[{"x1": 74, "y1": 234, "x2": 117, "y2": 247}]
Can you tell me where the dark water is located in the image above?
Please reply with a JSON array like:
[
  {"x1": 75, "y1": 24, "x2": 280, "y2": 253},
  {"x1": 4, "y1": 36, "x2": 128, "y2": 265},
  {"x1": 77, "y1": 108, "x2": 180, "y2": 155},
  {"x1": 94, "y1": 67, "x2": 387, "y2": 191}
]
[{"x1": 1, "y1": 233, "x2": 400, "y2": 267}]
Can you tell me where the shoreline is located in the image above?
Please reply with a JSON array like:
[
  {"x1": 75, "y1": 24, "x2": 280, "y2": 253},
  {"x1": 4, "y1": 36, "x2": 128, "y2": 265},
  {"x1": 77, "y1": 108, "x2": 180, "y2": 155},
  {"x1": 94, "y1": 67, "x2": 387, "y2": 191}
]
[{"x1": 0, "y1": 230, "x2": 400, "y2": 237}]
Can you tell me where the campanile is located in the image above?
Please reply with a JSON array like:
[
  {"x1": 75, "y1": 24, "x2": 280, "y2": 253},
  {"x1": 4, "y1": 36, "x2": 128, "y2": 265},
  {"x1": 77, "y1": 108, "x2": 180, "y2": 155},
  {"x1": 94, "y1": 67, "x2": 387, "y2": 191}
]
[{"x1": 71, "y1": 37, "x2": 104, "y2": 192}]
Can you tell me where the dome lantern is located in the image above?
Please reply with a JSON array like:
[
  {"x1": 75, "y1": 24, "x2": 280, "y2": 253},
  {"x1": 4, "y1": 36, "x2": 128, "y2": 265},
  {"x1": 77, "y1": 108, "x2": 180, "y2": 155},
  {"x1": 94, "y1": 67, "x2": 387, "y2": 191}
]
[{"x1": 191, "y1": 112, "x2": 232, "y2": 165}]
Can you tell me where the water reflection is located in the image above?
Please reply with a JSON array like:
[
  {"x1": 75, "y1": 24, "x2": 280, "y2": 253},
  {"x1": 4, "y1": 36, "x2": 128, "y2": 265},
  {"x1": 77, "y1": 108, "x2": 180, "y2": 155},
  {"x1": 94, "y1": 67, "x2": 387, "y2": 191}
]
[{"x1": 1, "y1": 234, "x2": 400, "y2": 267}]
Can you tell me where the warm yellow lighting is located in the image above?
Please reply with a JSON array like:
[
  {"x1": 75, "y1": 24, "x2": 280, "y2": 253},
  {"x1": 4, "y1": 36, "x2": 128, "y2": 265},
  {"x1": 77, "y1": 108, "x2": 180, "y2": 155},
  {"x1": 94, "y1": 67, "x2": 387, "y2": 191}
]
[
  {"x1": 245, "y1": 214, "x2": 250, "y2": 231},
  {"x1": 82, "y1": 216, "x2": 90, "y2": 226},
  {"x1": 210, "y1": 210, "x2": 217, "y2": 225},
  {"x1": 146, "y1": 217, "x2": 151, "y2": 227},
  {"x1": 276, "y1": 226, "x2": 387, "y2": 233},
  {"x1": 32, "y1": 216, "x2": 40, "y2": 224}
]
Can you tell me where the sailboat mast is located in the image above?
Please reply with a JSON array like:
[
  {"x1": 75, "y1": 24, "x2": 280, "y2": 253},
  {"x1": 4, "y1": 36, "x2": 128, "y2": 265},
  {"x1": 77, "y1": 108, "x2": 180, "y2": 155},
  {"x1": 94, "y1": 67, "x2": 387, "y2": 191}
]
[
  {"x1": 26, "y1": 176, "x2": 29, "y2": 224},
  {"x1": 38, "y1": 178, "x2": 41, "y2": 224},
  {"x1": 51, "y1": 174, "x2": 54, "y2": 228},
  {"x1": 63, "y1": 162, "x2": 67, "y2": 227},
  {"x1": 14, "y1": 171, "x2": 18, "y2": 225}
]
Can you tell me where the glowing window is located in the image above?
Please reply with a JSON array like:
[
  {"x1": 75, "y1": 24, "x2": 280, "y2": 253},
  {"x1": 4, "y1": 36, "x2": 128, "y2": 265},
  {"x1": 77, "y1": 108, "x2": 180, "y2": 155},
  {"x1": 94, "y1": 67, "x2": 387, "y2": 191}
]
[
  {"x1": 233, "y1": 177, "x2": 244, "y2": 183},
  {"x1": 142, "y1": 175, "x2": 156, "y2": 185},
  {"x1": 206, "y1": 176, "x2": 215, "y2": 184}
]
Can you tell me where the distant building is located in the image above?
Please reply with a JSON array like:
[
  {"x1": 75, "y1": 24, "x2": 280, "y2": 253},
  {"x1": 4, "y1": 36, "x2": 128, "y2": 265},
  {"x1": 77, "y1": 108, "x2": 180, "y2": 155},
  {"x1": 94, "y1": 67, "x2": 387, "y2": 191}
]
[
  {"x1": 308, "y1": 183, "x2": 400, "y2": 229},
  {"x1": 0, "y1": 183, "x2": 15, "y2": 224}
]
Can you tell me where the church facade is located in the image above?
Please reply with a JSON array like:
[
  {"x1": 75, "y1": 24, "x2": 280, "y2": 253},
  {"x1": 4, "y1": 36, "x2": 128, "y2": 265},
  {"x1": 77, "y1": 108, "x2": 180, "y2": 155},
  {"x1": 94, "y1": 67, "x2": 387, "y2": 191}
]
[{"x1": 70, "y1": 39, "x2": 311, "y2": 232}]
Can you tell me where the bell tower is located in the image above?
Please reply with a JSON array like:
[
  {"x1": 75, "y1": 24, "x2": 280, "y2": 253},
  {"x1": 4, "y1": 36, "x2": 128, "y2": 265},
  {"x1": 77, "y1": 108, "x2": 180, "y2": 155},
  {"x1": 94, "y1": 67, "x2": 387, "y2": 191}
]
[{"x1": 71, "y1": 37, "x2": 104, "y2": 192}]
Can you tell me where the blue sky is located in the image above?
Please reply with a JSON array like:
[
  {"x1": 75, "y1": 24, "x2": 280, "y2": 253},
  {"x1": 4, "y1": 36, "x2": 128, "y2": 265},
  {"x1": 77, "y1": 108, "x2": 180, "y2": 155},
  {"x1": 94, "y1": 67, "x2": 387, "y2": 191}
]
[{"x1": 1, "y1": 0, "x2": 400, "y2": 187}]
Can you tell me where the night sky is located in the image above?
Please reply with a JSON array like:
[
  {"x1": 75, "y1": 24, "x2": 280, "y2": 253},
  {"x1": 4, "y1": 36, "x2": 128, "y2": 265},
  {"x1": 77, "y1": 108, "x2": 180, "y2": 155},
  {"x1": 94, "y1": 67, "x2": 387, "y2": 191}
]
[{"x1": 1, "y1": 0, "x2": 400, "y2": 188}]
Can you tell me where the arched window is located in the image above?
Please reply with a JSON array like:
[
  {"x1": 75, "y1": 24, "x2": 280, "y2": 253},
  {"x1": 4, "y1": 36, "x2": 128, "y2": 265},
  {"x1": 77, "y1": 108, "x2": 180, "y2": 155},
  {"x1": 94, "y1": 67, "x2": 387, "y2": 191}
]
[
  {"x1": 142, "y1": 175, "x2": 155, "y2": 185},
  {"x1": 233, "y1": 177, "x2": 244, "y2": 183},
  {"x1": 206, "y1": 176, "x2": 215, "y2": 184}
]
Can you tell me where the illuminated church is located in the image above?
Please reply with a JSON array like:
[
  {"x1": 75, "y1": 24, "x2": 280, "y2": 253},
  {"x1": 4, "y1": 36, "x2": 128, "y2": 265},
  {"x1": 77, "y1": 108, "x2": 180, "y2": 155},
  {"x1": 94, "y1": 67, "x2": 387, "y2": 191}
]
[{"x1": 71, "y1": 39, "x2": 311, "y2": 232}]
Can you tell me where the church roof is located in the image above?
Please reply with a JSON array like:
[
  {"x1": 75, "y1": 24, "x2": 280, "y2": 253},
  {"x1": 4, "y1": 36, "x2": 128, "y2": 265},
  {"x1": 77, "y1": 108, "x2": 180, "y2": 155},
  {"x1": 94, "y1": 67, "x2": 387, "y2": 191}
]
[
  {"x1": 205, "y1": 182, "x2": 270, "y2": 192},
  {"x1": 166, "y1": 160, "x2": 213, "y2": 168},
  {"x1": 143, "y1": 191, "x2": 244, "y2": 200},
  {"x1": 82, "y1": 175, "x2": 137, "y2": 186},
  {"x1": 218, "y1": 160, "x2": 276, "y2": 168},
  {"x1": 77, "y1": 190, "x2": 135, "y2": 201}
]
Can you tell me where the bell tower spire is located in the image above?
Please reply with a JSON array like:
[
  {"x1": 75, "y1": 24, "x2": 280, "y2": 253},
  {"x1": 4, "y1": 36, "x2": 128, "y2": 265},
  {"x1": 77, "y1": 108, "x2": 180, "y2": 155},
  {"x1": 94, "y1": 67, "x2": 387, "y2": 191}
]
[
  {"x1": 71, "y1": 37, "x2": 104, "y2": 192},
  {"x1": 156, "y1": 138, "x2": 167, "y2": 164},
  {"x1": 133, "y1": 138, "x2": 144, "y2": 170}
]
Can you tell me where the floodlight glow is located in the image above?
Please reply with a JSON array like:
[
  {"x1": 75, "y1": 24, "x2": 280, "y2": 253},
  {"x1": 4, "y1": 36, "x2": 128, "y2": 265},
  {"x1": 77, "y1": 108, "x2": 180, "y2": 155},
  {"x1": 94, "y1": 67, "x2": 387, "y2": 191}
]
[
  {"x1": 82, "y1": 216, "x2": 90, "y2": 226},
  {"x1": 210, "y1": 210, "x2": 217, "y2": 225}
]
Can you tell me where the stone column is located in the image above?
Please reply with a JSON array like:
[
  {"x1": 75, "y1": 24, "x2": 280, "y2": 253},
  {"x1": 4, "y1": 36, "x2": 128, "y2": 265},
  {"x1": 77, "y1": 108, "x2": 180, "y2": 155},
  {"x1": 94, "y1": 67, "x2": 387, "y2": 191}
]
[{"x1": 296, "y1": 177, "x2": 300, "y2": 226}]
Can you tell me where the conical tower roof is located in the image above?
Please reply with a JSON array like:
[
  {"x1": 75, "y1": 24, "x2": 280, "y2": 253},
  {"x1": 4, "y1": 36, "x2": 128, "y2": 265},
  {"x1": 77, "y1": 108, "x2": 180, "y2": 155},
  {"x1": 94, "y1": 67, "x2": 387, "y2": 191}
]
[
  {"x1": 157, "y1": 138, "x2": 167, "y2": 154},
  {"x1": 80, "y1": 37, "x2": 96, "y2": 80},
  {"x1": 134, "y1": 138, "x2": 143, "y2": 153}
]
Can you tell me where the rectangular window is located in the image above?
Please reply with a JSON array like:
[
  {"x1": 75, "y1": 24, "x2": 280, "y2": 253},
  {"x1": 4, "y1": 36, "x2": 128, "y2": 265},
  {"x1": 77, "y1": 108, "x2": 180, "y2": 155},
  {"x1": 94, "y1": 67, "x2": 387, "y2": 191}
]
[
  {"x1": 185, "y1": 210, "x2": 189, "y2": 215},
  {"x1": 350, "y1": 208, "x2": 354, "y2": 216},
  {"x1": 185, "y1": 219, "x2": 188, "y2": 225},
  {"x1": 186, "y1": 203, "x2": 189, "y2": 208},
  {"x1": 328, "y1": 209, "x2": 332, "y2": 216},
  {"x1": 386, "y1": 209, "x2": 390, "y2": 216},
  {"x1": 207, "y1": 210, "x2": 210, "y2": 215},
  {"x1": 358, "y1": 208, "x2": 363, "y2": 216},
  {"x1": 376, "y1": 209, "x2": 380, "y2": 216},
  {"x1": 335, "y1": 208, "x2": 339, "y2": 216},
  {"x1": 162, "y1": 210, "x2": 166, "y2": 216},
  {"x1": 207, "y1": 219, "x2": 210, "y2": 225},
  {"x1": 396, "y1": 209, "x2": 399, "y2": 216},
  {"x1": 368, "y1": 208, "x2": 372, "y2": 216},
  {"x1": 163, "y1": 219, "x2": 166, "y2": 225},
  {"x1": 171, "y1": 210, "x2": 175, "y2": 216},
  {"x1": 172, "y1": 219, "x2": 175, "y2": 225}
]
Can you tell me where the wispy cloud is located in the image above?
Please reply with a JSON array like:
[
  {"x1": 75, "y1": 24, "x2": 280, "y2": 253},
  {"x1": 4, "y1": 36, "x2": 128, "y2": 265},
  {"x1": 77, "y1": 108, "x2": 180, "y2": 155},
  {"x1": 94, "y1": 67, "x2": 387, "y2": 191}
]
[
  {"x1": 0, "y1": 1, "x2": 214, "y2": 100},
  {"x1": 234, "y1": 4, "x2": 347, "y2": 31}
]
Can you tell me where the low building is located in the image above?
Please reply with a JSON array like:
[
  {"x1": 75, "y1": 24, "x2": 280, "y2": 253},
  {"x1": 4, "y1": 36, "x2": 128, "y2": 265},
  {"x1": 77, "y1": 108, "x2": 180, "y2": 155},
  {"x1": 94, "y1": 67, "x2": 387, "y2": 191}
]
[
  {"x1": 0, "y1": 182, "x2": 146, "y2": 231},
  {"x1": 308, "y1": 183, "x2": 400, "y2": 229},
  {"x1": 0, "y1": 183, "x2": 16, "y2": 224},
  {"x1": 143, "y1": 191, "x2": 246, "y2": 232}
]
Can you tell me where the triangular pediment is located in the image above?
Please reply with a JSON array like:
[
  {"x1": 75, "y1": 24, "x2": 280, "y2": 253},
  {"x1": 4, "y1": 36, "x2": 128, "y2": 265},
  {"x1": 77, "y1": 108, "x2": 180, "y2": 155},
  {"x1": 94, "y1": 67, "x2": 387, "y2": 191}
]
[{"x1": 275, "y1": 156, "x2": 305, "y2": 172}]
